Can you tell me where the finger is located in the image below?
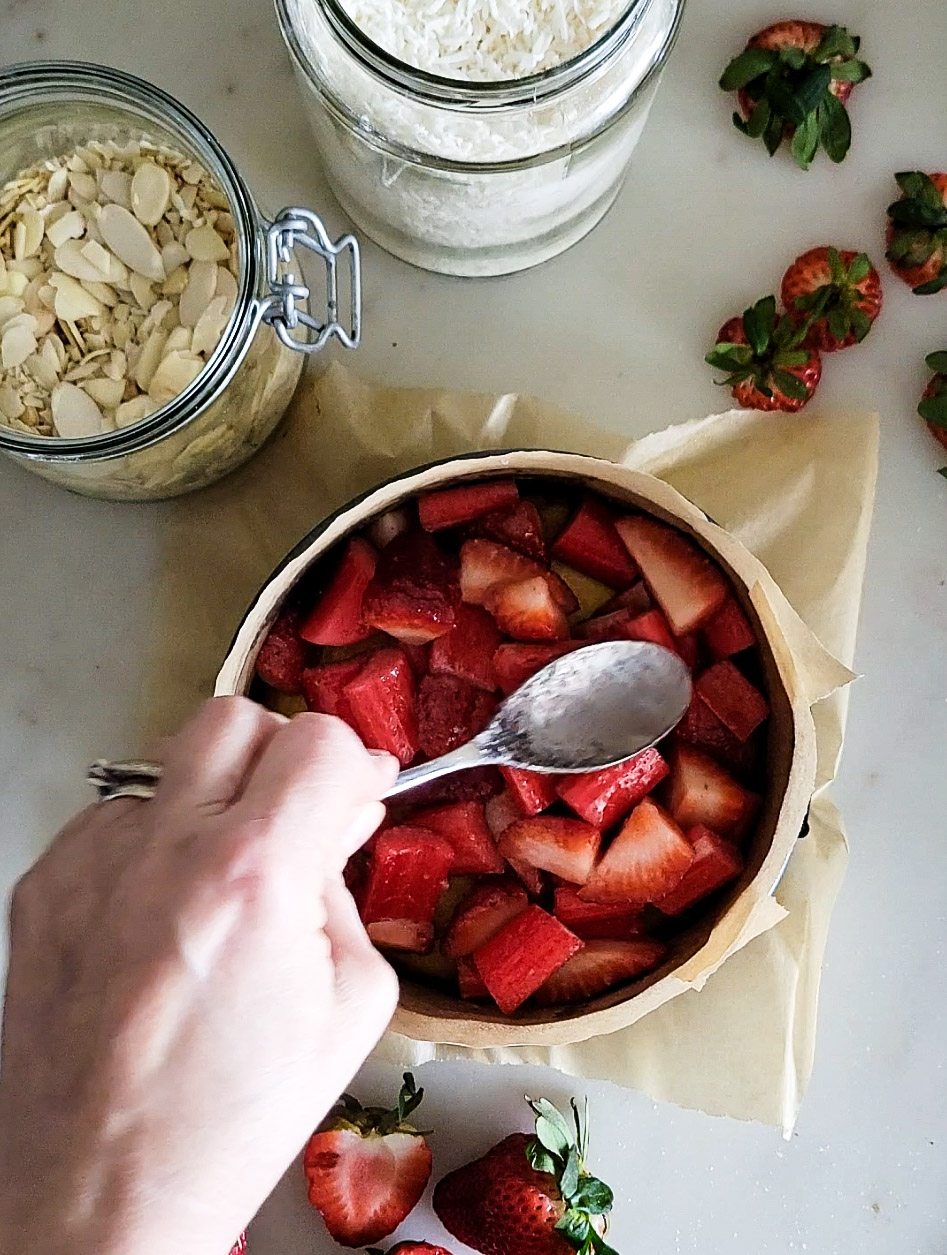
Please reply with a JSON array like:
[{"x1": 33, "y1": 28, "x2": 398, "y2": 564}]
[
  {"x1": 155, "y1": 697, "x2": 286, "y2": 813},
  {"x1": 323, "y1": 877, "x2": 398, "y2": 1033}
]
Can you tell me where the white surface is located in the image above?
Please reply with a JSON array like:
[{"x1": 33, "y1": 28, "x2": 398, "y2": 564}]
[{"x1": 1, "y1": 1, "x2": 946, "y2": 1253}]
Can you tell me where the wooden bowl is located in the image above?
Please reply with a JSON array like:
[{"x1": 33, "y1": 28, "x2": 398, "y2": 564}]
[{"x1": 215, "y1": 451, "x2": 817, "y2": 1048}]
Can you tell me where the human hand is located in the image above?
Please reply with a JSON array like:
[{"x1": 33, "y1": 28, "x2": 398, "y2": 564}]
[{"x1": 0, "y1": 698, "x2": 400, "y2": 1255}]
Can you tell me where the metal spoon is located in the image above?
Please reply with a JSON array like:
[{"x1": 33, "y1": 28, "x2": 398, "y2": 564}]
[{"x1": 88, "y1": 641, "x2": 691, "y2": 802}]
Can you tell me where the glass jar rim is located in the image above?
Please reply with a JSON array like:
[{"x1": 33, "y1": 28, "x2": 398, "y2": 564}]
[{"x1": 0, "y1": 60, "x2": 261, "y2": 463}]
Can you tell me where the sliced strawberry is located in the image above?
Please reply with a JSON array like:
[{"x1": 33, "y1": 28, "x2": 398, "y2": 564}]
[
  {"x1": 702, "y1": 597, "x2": 757, "y2": 659},
  {"x1": 504, "y1": 856, "x2": 546, "y2": 898},
  {"x1": 466, "y1": 500, "x2": 547, "y2": 561},
  {"x1": 459, "y1": 540, "x2": 576, "y2": 612},
  {"x1": 362, "y1": 826, "x2": 454, "y2": 926},
  {"x1": 675, "y1": 693, "x2": 761, "y2": 778},
  {"x1": 580, "y1": 799, "x2": 695, "y2": 906},
  {"x1": 624, "y1": 607, "x2": 680, "y2": 653},
  {"x1": 255, "y1": 607, "x2": 310, "y2": 693},
  {"x1": 363, "y1": 531, "x2": 460, "y2": 644},
  {"x1": 419, "y1": 479, "x2": 519, "y2": 531},
  {"x1": 429, "y1": 603, "x2": 501, "y2": 692},
  {"x1": 499, "y1": 815, "x2": 601, "y2": 885},
  {"x1": 367, "y1": 919, "x2": 435, "y2": 954},
  {"x1": 553, "y1": 886, "x2": 645, "y2": 941},
  {"x1": 485, "y1": 575, "x2": 570, "y2": 641},
  {"x1": 556, "y1": 747, "x2": 670, "y2": 829},
  {"x1": 666, "y1": 744, "x2": 760, "y2": 839},
  {"x1": 493, "y1": 641, "x2": 582, "y2": 695},
  {"x1": 344, "y1": 647, "x2": 419, "y2": 765},
  {"x1": 695, "y1": 660, "x2": 769, "y2": 741},
  {"x1": 301, "y1": 658, "x2": 363, "y2": 727},
  {"x1": 599, "y1": 581, "x2": 652, "y2": 617},
  {"x1": 484, "y1": 789, "x2": 523, "y2": 841},
  {"x1": 615, "y1": 514, "x2": 730, "y2": 635},
  {"x1": 499, "y1": 767, "x2": 558, "y2": 816},
  {"x1": 299, "y1": 537, "x2": 378, "y2": 646},
  {"x1": 655, "y1": 825, "x2": 744, "y2": 916},
  {"x1": 456, "y1": 955, "x2": 490, "y2": 1000},
  {"x1": 443, "y1": 879, "x2": 530, "y2": 957},
  {"x1": 551, "y1": 494, "x2": 639, "y2": 588},
  {"x1": 534, "y1": 938, "x2": 667, "y2": 1005},
  {"x1": 412, "y1": 800, "x2": 504, "y2": 875},
  {"x1": 472, "y1": 904, "x2": 583, "y2": 1014},
  {"x1": 416, "y1": 674, "x2": 496, "y2": 758}
]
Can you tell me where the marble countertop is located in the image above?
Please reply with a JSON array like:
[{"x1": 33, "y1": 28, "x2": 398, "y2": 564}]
[{"x1": 2, "y1": 0, "x2": 946, "y2": 1252}]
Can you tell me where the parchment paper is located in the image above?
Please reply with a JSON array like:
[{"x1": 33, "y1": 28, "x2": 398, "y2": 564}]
[{"x1": 143, "y1": 363, "x2": 878, "y2": 1134}]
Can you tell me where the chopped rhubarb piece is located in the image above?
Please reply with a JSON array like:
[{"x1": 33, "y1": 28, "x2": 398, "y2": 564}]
[
  {"x1": 417, "y1": 673, "x2": 496, "y2": 758},
  {"x1": 656, "y1": 824, "x2": 744, "y2": 915},
  {"x1": 574, "y1": 609, "x2": 635, "y2": 641},
  {"x1": 429, "y1": 603, "x2": 501, "y2": 692},
  {"x1": 443, "y1": 880, "x2": 530, "y2": 957},
  {"x1": 600, "y1": 581, "x2": 652, "y2": 617},
  {"x1": 551, "y1": 562, "x2": 613, "y2": 620},
  {"x1": 484, "y1": 790, "x2": 522, "y2": 840},
  {"x1": 255, "y1": 608, "x2": 310, "y2": 693},
  {"x1": 366, "y1": 507, "x2": 411, "y2": 550},
  {"x1": 675, "y1": 693, "x2": 760, "y2": 777},
  {"x1": 505, "y1": 856, "x2": 546, "y2": 898},
  {"x1": 367, "y1": 919, "x2": 434, "y2": 953},
  {"x1": 534, "y1": 938, "x2": 667, "y2": 1004},
  {"x1": 552, "y1": 494, "x2": 639, "y2": 588},
  {"x1": 472, "y1": 904, "x2": 583, "y2": 1014},
  {"x1": 402, "y1": 642, "x2": 431, "y2": 677},
  {"x1": 419, "y1": 479, "x2": 519, "y2": 531},
  {"x1": 300, "y1": 658, "x2": 363, "y2": 727},
  {"x1": 467, "y1": 501, "x2": 546, "y2": 561},
  {"x1": 412, "y1": 800, "x2": 504, "y2": 875},
  {"x1": 624, "y1": 608, "x2": 679, "y2": 654},
  {"x1": 493, "y1": 641, "x2": 582, "y2": 695},
  {"x1": 499, "y1": 815, "x2": 602, "y2": 885},
  {"x1": 299, "y1": 537, "x2": 377, "y2": 646},
  {"x1": 485, "y1": 575, "x2": 570, "y2": 641},
  {"x1": 459, "y1": 540, "x2": 576, "y2": 611},
  {"x1": 556, "y1": 748, "x2": 670, "y2": 829},
  {"x1": 615, "y1": 514, "x2": 729, "y2": 634},
  {"x1": 695, "y1": 660, "x2": 769, "y2": 742},
  {"x1": 580, "y1": 799, "x2": 695, "y2": 906},
  {"x1": 703, "y1": 597, "x2": 757, "y2": 660},
  {"x1": 666, "y1": 744, "x2": 760, "y2": 839},
  {"x1": 500, "y1": 767, "x2": 558, "y2": 817},
  {"x1": 362, "y1": 531, "x2": 460, "y2": 644},
  {"x1": 362, "y1": 826, "x2": 454, "y2": 926},
  {"x1": 344, "y1": 646, "x2": 419, "y2": 765},
  {"x1": 552, "y1": 887, "x2": 645, "y2": 940},
  {"x1": 457, "y1": 955, "x2": 490, "y2": 999}
]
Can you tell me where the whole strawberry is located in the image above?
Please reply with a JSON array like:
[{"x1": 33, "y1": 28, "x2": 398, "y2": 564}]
[
  {"x1": 719, "y1": 21, "x2": 870, "y2": 168},
  {"x1": 885, "y1": 172, "x2": 947, "y2": 294},
  {"x1": 228, "y1": 1235, "x2": 248, "y2": 1255},
  {"x1": 433, "y1": 1096, "x2": 618, "y2": 1255},
  {"x1": 705, "y1": 295, "x2": 822, "y2": 412},
  {"x1": 369, "y1": 1245, "x2": 456, "y2": 1255},
  {"x1": 918, "y1": 352, "x2": 947, "y2": 466},
  {"x1": 304, "y1": 1073, "x2": 433, "y2": 1247},
  {"x1": 780, "y1": 246, "x2": 883, "y2": 351}
]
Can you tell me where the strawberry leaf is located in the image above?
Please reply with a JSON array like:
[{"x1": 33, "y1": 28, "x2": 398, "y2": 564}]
[
  {"x1": 847, "y1": 253, "x2": 872, "y2": 283},
  {"x1": 924, "y1": 351, "x2": 947, "y2": 373},
  {"x1": 938, "y1": 468, "x2": 947, "y2": 479},
  {"x1": 528, "y1": 1096, "x2": 573, "y2": 1157},
  {"x1": 827, "y1": 306, "x2": 850, "y2": 343},
  {"x1": 763, "y1": 111, "x2": 784, "y2": 156},
  {"x1": 744, "y1": 99, "x2": 772, "y2": 139},
  {"x1": 850, "y1": 308, "x2": 872, "y2": 342},
  {"x1": 743, "y1": 296, "x2": 776, "y2": 354},
  {"x1": 830, "y1": 58, "x2": 871, "y2": 83},
  {"x1": 771, "y1": 369, "x2": 809, "y2": 402},
  {"x1": 895, "y1": 171, "x2": 943, "y2": 207},
  {"x1": 705, "y1": 345, "x2": 753, "y2": 371},
  {"x1": 572, "y1": 1177, "x2": 614, "y2": 1214},
  {"x1": 913, "y1": 273, "x2": 947, "y2": 295},
  {"x1": 791, "y1": 111, "x2": 819, "y2": 169},
  {"x1": 818, "y1": 93, "x2": 851, "y2": 163},
  {"x1": 561, "y1": 1147, "x2": 581, "y2": 1199},
  {"x1": 719, "y1": 47, "x2": 779, "y2": 90},
  {"x1": 397, "y1": 1073, "x2": 425, "y2": 1123},
  {"x1": 526, "y1": 1138, "x2": 561, "y2": 1176},
  {"x1": 888, "y1": 199, "x2": 947, "y2": 230},
  {"x1": 814, "y1": 24, "x2": 858, "y2": 61},
  {"x1": 919, "y1": 395, "x2": 947, "y2": 427}
]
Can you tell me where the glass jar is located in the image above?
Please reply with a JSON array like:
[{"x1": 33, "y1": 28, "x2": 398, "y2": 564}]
[
  {"x1": 0, "y1": 61, "x2": 361, "y2": 501},
  {"x1": 276, "y1": 0, "x2": 685, "y2": 277}
]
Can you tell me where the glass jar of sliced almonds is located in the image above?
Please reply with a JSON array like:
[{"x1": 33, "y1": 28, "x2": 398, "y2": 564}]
[{"x1": 0, "y1": 61, "x2": 360, "y2": 500}]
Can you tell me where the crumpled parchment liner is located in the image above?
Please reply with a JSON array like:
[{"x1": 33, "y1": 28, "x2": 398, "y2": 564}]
[{"x1": 143, "y1": 364, "x2": 878, "y2": 1134}]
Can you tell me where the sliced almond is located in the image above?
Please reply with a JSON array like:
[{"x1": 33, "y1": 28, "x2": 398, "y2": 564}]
[
  {"x1": 184, "y1": 223, "x2": 229, "y2": 263},
  {"x1": 115, "y1": 395, "x2": 158, "y2": 427},
  {"x1": 178, "y1": 259, "x2": 218, "y2": 327},
  {"x1": 133, "y1": 328, "x2": 169, "y2": 390},
  {"x1": 46, "y1": 166, "x2": 69, "y2": 202},
  {"x1": 98, "y1": 204, "x2": 165, "y2": 281},
  {"x1": 148, "y1": 349, "x2": 203, "y2": 403},
  {"x1": 46, "y1": 209, "x2": 85, "y2": 248},
  {"x1": 49, "y1": 273, "x2": 105, "y2": 321},
  {"x1": 164, "y1": 325, "x2": 192, "y2": 354},
  {"x1": 2, "y1": 271, "x2": 29, "y2": 299},
  {"x1": 24, "y1": 351, "x2": 60, "y2": 391},
  {"x1": 80, "y1": 239, "x2": 128, "y2": 286},
  {"x1": 0, "y1": 295, "x2": 25, "y2": 328},
  {"x1": 68, "y1": 170, "x2": 98, "y2": 202},
  {"x1": 54, "y1": 238, "x2": 113, "y2": 283},
  {"x1": 81, "y1": 279, "x2": 119, "y2": 308},
  {"x1": 0, "y1": 382, "x2": 25, "y2": 421},
  {"x1": 191, "y1": 294, "x2": 229, "y2": 356},
  {"x1": 1, "y1": 321, "x2": 37, "y2": 369},
  {"x1": 131, "y1": 161, "x2": 172, "y2": 225},
  {"x1": 83, "y1": 376, "x2": 126, "y2": 410},
  {"x1": 129, "y1": 272, "x2": 157, "y2": 310},
  {"x1": 51, "y1": 381, "x2": 107, "y2": 437},
  {"x1": 99, "y1": 169, "x2": 132, "y2": 209},
  {"x1": 161, "y1": 240, "x2": 190, "y2": 273},
  {"x1": 215, "y1": 265, "x2": 239, "y2": 314},
  {"x1": 14, "y1": 206, "x2": 44, "y2": 259}
]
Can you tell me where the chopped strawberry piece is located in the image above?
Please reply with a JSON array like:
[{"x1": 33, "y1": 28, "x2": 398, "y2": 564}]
[
  {"x1": 556, "y1": 747, "x2": 670, "y2": 829},
  {"x1": 674, "y1": 632, "x2": 701, "y2": 670},
  {"x1": 466, "y1": 501, "x2": 546, "y2": 561},
  {"x1": 485, "y1": 575, "x2": 570, "y2": 641},
  {"x1": 675, "y1": 693, "x2": 760, "y2": 777},
  {"x1": 456, "y1": 955, "x2": 490, "y2": 1000},
  {"x1": 552, "y1": 494, "x2": 639, "y2": 588},
  {"x1": 499, "y1": 815, "x2": 602, "y2": 885},
  {"x1": 504, "y1": 856, "x2": 546, "y2": 898},
  {"x1": 600, "y1": 581, "x2": 652, "y2": 617},
  {"x1": 255, "y1": 608, "x2": 310, "y2": 693},
  {"x1": 656, "y1": 825, "x2": 744, "y2": 915},
  {"x1": 459, "y1": 540, "x2": 576, "y2": 611},
  {"x1": 417, "y1": 674, "x2": 496, "y2": 758},
  {"x1": 534, "y1": 938, "x2": 667, "y2": 1004},
  {"x1": 443, "y1": 880, "x2": 530, "y2": 957},
  {"x1": 615, "y1": 515, "x2": 729, "y2": 635},
  {"x1": 367, "y1": 919, "x2": 435, "y2": 953},
  {"x1": 666, "y1": 744, "x2": 760, "y2": 839},
  {"x1": 363, "y1": 531, "x2": 460, "y2": 644},
  {"x1": 703, "y1": 597, "x2": 757, "y2": 659},
  {"x1": 301, "y1": 658, "x2": 363, "y2": 727},
  {"x1": 574, "y1": 608, "x2": 635, "y2": 641},
  {"x1": 419, "y1": 479, "x2": 519, "y2": 531},
  {"x1": 625, "y1": 606, "x2": 678, "y2": 651},
  {"x1": 493, "y1": 641, "x2": 582, "y2": 695},
  {"x1": 362, "y1": 826, "x2": 454, "y2": 926},
  {"x1": 472, "y1": 904, "x2": 583, "y2": 1014},
  {"x1": 695, "y1": 660, "x2": 769, "y2": 741},
  {"x1": 344, "y1": 647, "x2": 419, "y2": 765},
  {"x1": 412, "y1": 800, "x2": 504, "y2": 875},
  {"x1": 552, "y1": 887, "x2": 645, "y2": 940},
  {"x1": 580, "y1": 799, "x2": 695, "y2": 906},
  {"x1": 429, "y1": 603, "x2": 501, "y2": 692},
  {"x1": 484, "y1": 790, "x2": 523, "y2": 841},
  {"x1": 299, "y1": 536, "x2": 378, "y2": 646},
  {"x1": 500, "y1": 767, "x2": 558, "y2": 816},
  {"x1": 402, "y1": 642, "x2": 431, "y2": 677}
]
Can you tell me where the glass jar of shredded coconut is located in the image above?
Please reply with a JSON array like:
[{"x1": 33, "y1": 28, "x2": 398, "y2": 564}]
[
  {"x1": 0, "y1": 62, "x2": 360, "y2": 500},
  {"x1": 276, "y1": 0, "x2": 685, "y2": 276}
]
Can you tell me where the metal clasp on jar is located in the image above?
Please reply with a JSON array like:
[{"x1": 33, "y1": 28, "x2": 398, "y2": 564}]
[{"x1": 260, "y1": 207, "x2": 361, "y2": 353}]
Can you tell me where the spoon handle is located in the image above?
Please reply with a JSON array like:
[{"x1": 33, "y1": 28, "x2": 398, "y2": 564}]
[{"x1": 382, "y1": 741, "x2": 490, "y2": 800}]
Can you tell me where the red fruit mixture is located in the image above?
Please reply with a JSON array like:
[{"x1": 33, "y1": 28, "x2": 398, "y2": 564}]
[{"x1": 255, "y1": 478, "x2": 769, "y2": 1014}]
